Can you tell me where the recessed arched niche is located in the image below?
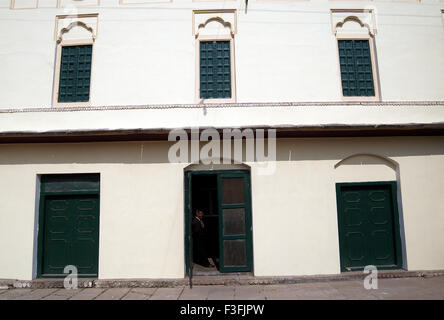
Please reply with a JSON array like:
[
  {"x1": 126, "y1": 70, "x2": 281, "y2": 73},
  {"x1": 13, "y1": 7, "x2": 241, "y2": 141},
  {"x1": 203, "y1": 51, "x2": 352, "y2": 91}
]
[{"x1": 334, "y1": 153, "x2": 397, "y2": 182}]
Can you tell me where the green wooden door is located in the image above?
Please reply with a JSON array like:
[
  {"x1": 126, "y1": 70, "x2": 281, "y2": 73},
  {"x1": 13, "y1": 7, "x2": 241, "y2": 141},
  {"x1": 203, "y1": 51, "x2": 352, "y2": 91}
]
[
  {"x1": 184, "y1": 170, "x2": 253, "y2": 276},
  {"x1": 218, "y1": 171, "x2": 253, "y2": 273},
  {"x1": 336, "y1": 182, "x2": 403, "y2": 272},
  {"x1": 38, "y1": 174, "x2": 100, "y2": 278}
]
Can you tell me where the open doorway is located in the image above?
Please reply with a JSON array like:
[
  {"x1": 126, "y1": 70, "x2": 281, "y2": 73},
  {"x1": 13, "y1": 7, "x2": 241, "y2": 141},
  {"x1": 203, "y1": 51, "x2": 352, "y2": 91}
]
[
  {"x1": 185, "y1": 170, "x2": 253, "y2": 279},
  {"x1": 191, "y1": 174, "x2": 220, "y2": 274}
]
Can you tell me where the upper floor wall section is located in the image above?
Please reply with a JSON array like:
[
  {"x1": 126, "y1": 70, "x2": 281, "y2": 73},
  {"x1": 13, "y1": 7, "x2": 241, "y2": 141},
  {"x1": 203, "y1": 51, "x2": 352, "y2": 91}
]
[{"x1": 0, "y1": 0, "x2": 444, "y2": 109}]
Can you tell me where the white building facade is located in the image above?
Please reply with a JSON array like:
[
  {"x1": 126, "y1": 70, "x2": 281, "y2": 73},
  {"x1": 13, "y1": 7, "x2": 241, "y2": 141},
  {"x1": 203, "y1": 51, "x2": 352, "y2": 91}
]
[{"x1": 0, "y1": 0, "x2": 444, "y2": 281}]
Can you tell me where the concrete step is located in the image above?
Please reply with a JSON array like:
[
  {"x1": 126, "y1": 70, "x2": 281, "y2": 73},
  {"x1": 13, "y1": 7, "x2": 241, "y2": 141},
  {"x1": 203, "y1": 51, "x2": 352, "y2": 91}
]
[{"x1": 1, "y1": 269, "x2": 443, "y2": 289}]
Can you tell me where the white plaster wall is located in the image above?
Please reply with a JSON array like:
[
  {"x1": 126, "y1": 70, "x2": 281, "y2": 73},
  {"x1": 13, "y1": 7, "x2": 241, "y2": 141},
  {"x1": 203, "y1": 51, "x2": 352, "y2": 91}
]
[
  {"x1": 0, "y1": 0, "x2": 443, "y2": 110},
  {"x1": 99, "y1": 163, "x2": 185, "y2": 279},
  {"x1": 0, "y1": 142, "x2": 186, "y2": 280},
  {"x1": 0, "y1": 165, "x2": 37, "y2": 279},
  {"x1": 0, "y1": 137, "x2": 443, "y2": 280},
  {"x1": 397, "y1": 153, "x2": 444, "y2": 270},
  {"x1": 250, "y1": 160, "x2": 342, "y2": 276},
  {"x1": 250, "y1": 136, "x2": 444, "y2": 276}
]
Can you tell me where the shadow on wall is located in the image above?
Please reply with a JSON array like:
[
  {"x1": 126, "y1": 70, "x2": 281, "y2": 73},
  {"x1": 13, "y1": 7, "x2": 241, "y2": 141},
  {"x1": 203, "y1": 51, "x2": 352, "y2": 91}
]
[{"x1": 0, "y1": 136, "x2": 443, "y2": 165}]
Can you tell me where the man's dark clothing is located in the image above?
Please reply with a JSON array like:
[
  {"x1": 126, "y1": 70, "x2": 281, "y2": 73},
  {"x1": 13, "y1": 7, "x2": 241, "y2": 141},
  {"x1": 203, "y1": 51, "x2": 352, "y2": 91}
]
[{"x1": 192, "y1": 216, "x2": 210, "y2": 267}]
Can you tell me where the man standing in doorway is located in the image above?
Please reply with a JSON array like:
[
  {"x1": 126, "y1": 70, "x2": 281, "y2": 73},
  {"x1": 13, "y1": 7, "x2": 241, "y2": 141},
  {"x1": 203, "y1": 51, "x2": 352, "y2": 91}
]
[{"x1": 192, "y1": 209, "x2": 212, "y2": 268}]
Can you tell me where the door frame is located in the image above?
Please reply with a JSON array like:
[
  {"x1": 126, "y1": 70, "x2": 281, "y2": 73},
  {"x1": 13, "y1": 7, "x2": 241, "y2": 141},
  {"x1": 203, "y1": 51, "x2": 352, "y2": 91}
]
[
  {"x1": 184, "y1": 169, "x2": 253, "y2": 276},
  {"x1": 335, "y1": 181, "x2": 404, "y2": 272},
  {"x1": 37, "y1": 174, "x2": 100, "y2": 279}
]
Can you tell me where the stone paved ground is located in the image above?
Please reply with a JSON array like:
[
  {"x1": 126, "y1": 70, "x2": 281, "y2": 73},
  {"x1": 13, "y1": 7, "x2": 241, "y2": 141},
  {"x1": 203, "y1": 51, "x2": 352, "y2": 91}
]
[{"x1": 0, "y1": 276, "x2": 443, "y2": 300}]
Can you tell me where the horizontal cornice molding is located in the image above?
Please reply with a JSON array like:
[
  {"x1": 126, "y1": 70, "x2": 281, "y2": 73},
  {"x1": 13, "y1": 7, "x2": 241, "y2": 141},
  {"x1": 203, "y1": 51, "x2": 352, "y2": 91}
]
[
  {"x1": 1, "y1": 101, "x2": 444, "y2": 114},
  {"x1": 1, "y1": 123, "x2": 444, "y2": 143}
]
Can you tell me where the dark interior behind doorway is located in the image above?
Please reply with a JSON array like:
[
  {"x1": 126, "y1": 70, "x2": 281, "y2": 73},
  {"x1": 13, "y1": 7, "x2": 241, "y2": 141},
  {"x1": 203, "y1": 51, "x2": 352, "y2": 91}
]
[{"x1": 192, "y1": 174, "x2": 220, "y2": 271}]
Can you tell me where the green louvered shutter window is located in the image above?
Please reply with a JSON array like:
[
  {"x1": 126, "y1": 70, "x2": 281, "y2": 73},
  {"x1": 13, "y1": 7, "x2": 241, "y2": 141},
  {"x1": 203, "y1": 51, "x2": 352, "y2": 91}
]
[
  {"x1": 200, "y1": 41, "x2": 231, "y2": 99},
  {"x1": 338, "y1": 40, "x2": 375, "y2": 97},
  {"x1": 58, "y1": 45, "x2": 92, "y2": 103}
]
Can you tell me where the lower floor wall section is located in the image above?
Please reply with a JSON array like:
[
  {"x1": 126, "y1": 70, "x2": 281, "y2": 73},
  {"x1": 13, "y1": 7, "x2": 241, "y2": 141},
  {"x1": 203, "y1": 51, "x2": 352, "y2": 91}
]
[{"x1": 0, "y1": 136, "x2": 443, "y2": 280}]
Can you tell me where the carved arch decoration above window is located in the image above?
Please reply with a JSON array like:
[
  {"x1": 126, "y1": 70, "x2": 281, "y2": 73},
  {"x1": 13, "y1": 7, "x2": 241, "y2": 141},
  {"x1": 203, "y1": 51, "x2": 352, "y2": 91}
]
[
  {"x1": 192, "y1": 9, "x2": 237, "y2": 38},
  {"x1": 196, "y1": 17, "x2": 234, "y2": 38},
  {"x1": 331, "y1": 9, "x2": 377, "y2": 37},
  {"x1": 57, "y1": 21, "x2": 96, "y2": 43},
  {"x1": 54, "y1": 14, "x2": 99, "y2": 42}
]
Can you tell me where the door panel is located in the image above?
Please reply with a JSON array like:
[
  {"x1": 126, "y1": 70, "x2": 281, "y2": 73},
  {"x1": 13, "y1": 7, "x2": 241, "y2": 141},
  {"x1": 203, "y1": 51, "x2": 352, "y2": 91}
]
[
  {"x1": 223, "y1": 239, "x2": 247, "y2": 266},
  {"x1": 221, "y1": 177, "x2": 245, "y2": 204},
  {"x1": 218, "y1": 172, "x2": 252, "y2": 272},
  {"x1": 337, "y1": 182, "x2": 402, "y2": 271},
  {"x1": 42, "y1": 195, "x2": 99, "y2": 276},
  {"x1": 222, "y1": 208, "x2": 246, "y2": 235}
]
